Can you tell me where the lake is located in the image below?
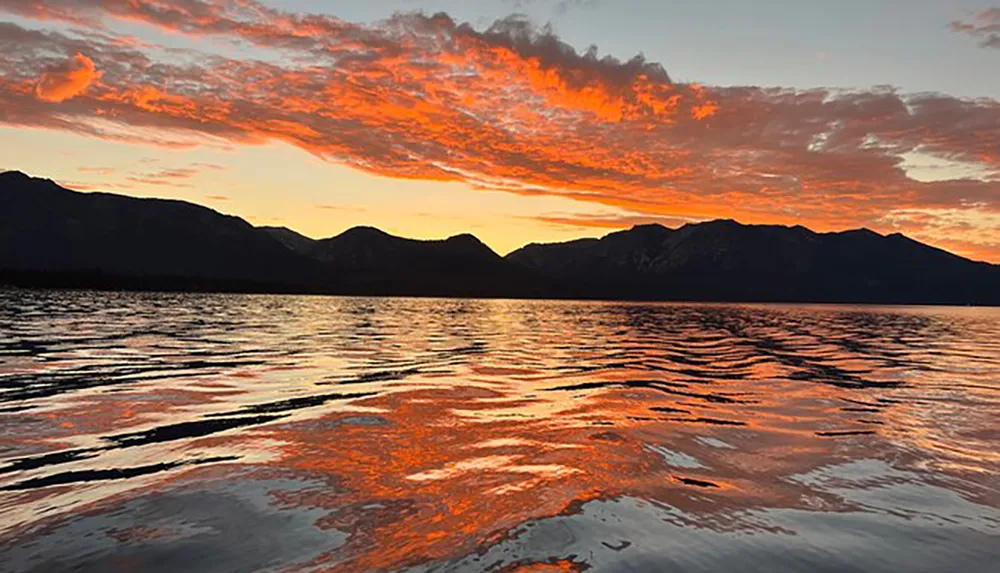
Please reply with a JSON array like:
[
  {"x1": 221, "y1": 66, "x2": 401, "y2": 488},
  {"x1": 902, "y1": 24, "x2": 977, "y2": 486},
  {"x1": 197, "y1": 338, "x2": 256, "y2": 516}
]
[{"x1": 0, "y1": 290, "x2": 998, "y2": 572}]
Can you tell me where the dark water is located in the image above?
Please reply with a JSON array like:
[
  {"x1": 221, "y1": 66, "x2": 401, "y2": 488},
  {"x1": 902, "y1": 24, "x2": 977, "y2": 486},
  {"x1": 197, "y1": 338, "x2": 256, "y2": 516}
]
[{"x1": 0, "y1": 290, "x2": 998, "y2": 573}]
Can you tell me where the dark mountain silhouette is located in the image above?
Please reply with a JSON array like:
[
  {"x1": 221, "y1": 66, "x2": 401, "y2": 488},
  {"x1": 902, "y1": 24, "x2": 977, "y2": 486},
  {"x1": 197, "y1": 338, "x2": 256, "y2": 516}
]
[
  {"x1": 2, "y1": 171, "x2": 998, "y2": 304},
  {"x1": 0, "y1": 171, "x2": 320, "y2": 291},
  {"x1": 262, "y1": 225, "x2": 504, "y2": 272},
  {"x1": 0, "y1": 172, "x2": 534, "y2": 297},
  {"x1": 507, "y1": 219, "x2": 1000, "y2": 304},
  {"x1": 306, "y1": 226, "x2": 534, "y2": 296},
  {"x1": 259, "y1": 226, "x2": 315, "y2": 255}
]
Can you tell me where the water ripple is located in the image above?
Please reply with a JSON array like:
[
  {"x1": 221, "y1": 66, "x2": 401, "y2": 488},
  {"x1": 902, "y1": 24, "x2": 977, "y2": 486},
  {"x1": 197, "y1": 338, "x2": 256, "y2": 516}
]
[{"x1": 0, "y1": 290, "x2": 998, "y2": 572}]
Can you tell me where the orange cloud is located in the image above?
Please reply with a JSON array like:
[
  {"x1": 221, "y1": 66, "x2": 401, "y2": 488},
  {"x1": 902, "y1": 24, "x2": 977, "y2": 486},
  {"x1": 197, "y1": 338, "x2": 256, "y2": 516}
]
[
  {"x1": 34, "y1": 52, "x2": 100, "y2": 102},
  {"x1": 529, "y1": 213, "x2": 697, "y2": 230},
  {"x1": 690, "y1": 101, "x2": 718, "y2": 120},
  {"x1": 0, "y1": 3, "x2": 998, "y2": 261}
]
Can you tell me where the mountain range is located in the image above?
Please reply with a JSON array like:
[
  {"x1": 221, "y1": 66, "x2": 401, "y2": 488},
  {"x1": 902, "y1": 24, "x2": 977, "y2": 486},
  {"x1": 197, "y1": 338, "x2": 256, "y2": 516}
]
[{"x1": 2, "y1": 170, "x2": 997, "y2": 305}]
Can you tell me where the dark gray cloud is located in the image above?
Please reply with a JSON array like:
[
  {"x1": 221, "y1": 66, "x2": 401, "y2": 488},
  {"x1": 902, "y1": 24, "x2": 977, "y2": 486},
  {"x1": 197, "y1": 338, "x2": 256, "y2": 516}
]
[{"x1": 950, "y1": 7, "x2": 1000, "y2": 49}]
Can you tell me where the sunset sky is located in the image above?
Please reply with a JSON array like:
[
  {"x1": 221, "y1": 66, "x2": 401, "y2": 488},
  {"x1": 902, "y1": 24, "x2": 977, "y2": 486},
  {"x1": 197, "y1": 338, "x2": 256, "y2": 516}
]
[{"x1": 1, "y1": 0, "x2": 998, "y2": 261}]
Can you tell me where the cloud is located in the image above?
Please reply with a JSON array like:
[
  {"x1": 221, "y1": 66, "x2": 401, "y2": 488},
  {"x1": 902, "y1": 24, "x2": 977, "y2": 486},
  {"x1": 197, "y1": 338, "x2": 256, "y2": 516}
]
[
  {"x1": 122, "y1": 165, "x2": 218, "y2": 188},
  {"x1": 34, "y1": 52, "x2": 100, "y2": 102},
  {"x1": 879, "y1": 205, "x2": 1000, "y2": 262},
  {"x1": 77, "y1": 166, "x2": 115, "y2": 174},
  {"x1": 191, "y1": 162, "x2": 226, "y2": 171},
  {"x1": 0, "y1": 1, "x2": 997, "y2": 261},
  {"x1": 950, "y1": 8, "x2": 1000, "y2": 49},
  {"x1": 529, "y1": 212, "x2": 696, "y2": 230}
]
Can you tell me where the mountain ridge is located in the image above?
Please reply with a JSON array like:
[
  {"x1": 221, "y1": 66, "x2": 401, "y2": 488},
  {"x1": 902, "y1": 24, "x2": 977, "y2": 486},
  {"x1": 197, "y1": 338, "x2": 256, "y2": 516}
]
[{"x1": 2, "y1": 171, "x2": 997, "y2": 305}]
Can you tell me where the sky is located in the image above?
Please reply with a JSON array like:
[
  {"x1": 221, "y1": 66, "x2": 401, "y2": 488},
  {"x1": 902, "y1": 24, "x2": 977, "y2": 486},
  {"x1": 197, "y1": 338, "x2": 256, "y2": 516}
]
[{"x1": 0, "y1": 1, "x2": 998, "y2": 261}]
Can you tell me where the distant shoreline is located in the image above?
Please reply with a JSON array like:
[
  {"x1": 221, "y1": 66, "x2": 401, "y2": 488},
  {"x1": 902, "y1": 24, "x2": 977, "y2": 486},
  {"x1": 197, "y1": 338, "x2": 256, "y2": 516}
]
[{"x1": 3, "y1": 270, "x2": 995, "y2": 308}]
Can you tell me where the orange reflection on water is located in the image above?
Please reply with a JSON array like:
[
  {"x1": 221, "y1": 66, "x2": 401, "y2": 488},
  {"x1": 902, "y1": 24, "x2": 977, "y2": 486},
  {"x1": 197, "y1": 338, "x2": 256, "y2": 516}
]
[{"x1": 0, "y1": 295, "x2": 998, "y2": 572}]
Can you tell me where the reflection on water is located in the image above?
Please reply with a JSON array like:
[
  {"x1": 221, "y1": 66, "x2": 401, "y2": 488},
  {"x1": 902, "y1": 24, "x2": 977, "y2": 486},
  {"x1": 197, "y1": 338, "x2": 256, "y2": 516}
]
[{"x1": 0, "y1": 290, "x2": 998, "y2": 572}]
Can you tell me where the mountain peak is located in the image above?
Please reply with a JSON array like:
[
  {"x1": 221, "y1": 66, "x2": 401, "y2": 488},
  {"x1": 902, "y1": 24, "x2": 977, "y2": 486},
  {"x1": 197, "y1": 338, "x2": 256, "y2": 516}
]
[
  {"x1": 1, "y1": 170, "x2": 68, "y2": 195},
  {"x1": 0, "y1": 170, "x2": 39, "y2": 185},
  {"x1": 687, "y1": 218, "x2": 742, "y2": 229},
  {"x1": 335, "y1": 226, "x2": 394, "y2": 240},
  {"x1": 629, "y1": 223, "x2": 669, "y2": 232},
  {"x1": 832, "y1": 227, "x2": 884, "y2": 238},
  {"x1": 445, "y1": 233, "x2": 487, "y2": 246},
  {"x1": 443, "y1": 233, "x2": 501, "y2": 259}
]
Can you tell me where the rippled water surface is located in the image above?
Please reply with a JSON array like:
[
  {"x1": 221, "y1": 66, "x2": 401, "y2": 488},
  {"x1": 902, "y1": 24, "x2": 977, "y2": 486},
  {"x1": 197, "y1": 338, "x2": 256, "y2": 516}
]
[{"x1": 1, "y1": 290, "x2": 998, "y2": 572}]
